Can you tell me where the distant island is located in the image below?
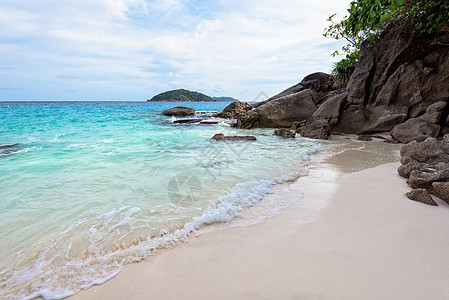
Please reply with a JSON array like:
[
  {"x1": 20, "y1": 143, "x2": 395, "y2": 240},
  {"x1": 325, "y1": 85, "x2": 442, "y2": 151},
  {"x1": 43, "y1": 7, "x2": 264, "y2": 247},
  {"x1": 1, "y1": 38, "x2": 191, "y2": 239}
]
[
  {"x1": 212, "y1": 96, "x2": 240, "y2": 102},
  {"x1": 147, "y1": 89, "x2": 239, "y2": 102},
  {"x1": 147, "y1": 89, "x2": 215, "y2": 102}
]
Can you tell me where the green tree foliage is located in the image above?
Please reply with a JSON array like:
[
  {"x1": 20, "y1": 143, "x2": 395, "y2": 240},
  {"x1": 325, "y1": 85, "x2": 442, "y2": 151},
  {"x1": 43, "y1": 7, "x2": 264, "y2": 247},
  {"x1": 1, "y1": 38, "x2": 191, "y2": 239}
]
[
  {"x1": 331, "y1": 51, "x2": 359, "y2": 85},
  {"x1": 324, "y1": 0, "x2": 449, "y2": 83},
  {"x1": 149, "y1": 89, "x2": 215, "y2": 102},
  {"x1": 325, "y1": 0, "x2": 449, "y2": 56}
]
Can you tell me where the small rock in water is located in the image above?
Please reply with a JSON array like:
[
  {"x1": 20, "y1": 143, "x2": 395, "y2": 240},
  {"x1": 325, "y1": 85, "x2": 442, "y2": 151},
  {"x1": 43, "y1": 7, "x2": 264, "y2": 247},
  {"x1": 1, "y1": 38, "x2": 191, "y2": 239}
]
[
  {"x1": 162, "y1": 106, "x2": 195, "y2": 116},
  {"x1": 273, "y1": 128, "x2": 295, "y2": 138},
  {"x1": 211, "y1": 133, "x2": 256, "y2": 141}
]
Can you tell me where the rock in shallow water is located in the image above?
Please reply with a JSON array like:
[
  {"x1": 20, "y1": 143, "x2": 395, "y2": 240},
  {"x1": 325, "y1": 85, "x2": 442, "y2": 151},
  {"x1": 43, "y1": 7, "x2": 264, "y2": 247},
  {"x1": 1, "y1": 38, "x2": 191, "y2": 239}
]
[
  {"x1": 162, "y1": 106, "x2": 195, "y2": 116},
  {"x1": 211, "y1": 133, "x2": 257, "y2": 141},
  {"x1": 273, "y1": 128, "x2": 295, "y2": 139}
]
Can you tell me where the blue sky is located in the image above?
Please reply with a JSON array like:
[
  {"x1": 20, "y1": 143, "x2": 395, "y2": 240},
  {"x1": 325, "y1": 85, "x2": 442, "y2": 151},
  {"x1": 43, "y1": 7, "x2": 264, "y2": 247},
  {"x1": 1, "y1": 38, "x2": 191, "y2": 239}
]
[{"x1": 0, "y1": 0, "x2": 349, "y2": 101}]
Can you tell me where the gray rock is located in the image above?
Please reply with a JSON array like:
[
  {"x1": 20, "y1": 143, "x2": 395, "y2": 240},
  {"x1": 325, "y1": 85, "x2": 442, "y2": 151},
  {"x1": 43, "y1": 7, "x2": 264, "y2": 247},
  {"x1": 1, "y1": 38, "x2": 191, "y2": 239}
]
[
  {"x1": 162, "y1": 106, "x2": 195, "y2": 116},
  {"x1": 254, "y1": 72, "x2": 335, "y2": 108},
  {"x1": 273, "y1": 128, "x2": 296, "y2": 139},
  {"x1": 312, "y1": 91, "x2": 347, "y2": 121},
  {"x1": 418, "y1": 101, "x2": 447, "y2": 124},
  {"x1": 299, "y1": 119, "x2": 330, "y2": 140},
  {"x1": 431, "y1": 182, "x2": 449, "y2": 205},
  {"x1": 236, "y1": 110, "x2": 260, "y2": 129},
  {"x1": 255, "y1": 89, "x2": 317, "y2": 128},
  {"x1": 406, "y1": 188, "x2": 438, "y2": 206},
  {"x1": 408, "y1": 163, "x2": 449, "y2": 189},
  {"x1": 390, "y1": 118, "x2": 440, "y2": 143},
  {"x1": 442, "y1": 134, "x2": 449, "y2": 154},
  {"x1": 334, "y1": 105, "x2": 408, "y2": 134},
  {"x1": 398, "y1": 160, "x2": 425, "y2": 179},
  {"x1": 214, "y1": 101, "x2": 252, "y2": 119},
  {"x1": 400, "y1": 138, "x2": 449, "y2": 164},
  {"x1": 211, "y1": 133, "x2": 257, "y2": 141}
]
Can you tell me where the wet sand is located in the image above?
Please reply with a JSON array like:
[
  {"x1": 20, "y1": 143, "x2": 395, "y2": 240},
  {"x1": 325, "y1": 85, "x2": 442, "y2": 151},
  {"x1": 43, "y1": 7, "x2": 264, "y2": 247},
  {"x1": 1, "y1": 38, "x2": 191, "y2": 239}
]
[{"x1": 72, "y1": 141, "x2": 449, "y2": 300}]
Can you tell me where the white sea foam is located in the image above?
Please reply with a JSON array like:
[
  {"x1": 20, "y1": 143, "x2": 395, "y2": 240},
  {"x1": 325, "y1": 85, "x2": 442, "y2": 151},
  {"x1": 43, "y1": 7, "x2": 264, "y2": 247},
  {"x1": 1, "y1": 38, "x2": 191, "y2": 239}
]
[{"x1": 0, "y1": 164, "x2": 310, "y2": 300}]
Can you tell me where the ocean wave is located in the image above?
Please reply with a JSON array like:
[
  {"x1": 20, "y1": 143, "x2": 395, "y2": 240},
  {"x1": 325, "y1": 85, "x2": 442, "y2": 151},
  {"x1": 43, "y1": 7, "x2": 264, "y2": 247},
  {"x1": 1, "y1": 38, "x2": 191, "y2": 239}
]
[{"x1": 0, "y1": 164, "x2": 311, "y2": 300}]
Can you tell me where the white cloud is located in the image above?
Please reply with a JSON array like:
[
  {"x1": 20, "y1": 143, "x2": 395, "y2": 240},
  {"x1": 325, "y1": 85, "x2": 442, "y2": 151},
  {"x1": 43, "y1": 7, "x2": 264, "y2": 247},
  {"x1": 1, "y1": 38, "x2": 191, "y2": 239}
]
[{"x1": 0, "y1": 0, "x2": 350, "y2": 100}]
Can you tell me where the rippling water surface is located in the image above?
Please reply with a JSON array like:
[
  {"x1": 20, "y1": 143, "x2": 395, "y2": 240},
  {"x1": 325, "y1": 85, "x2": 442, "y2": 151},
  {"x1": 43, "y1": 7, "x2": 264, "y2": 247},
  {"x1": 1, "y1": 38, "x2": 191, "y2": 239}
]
[{"x1": 0, "y1": 101, "x2": 333, "y2": 299}]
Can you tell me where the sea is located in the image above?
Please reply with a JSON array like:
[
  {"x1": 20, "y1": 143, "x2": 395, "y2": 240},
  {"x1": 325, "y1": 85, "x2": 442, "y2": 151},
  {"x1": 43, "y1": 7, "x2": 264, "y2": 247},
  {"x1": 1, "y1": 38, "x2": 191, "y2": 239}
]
[{"x1": 0, "y1": 101, "x2": 337, "y2": 299}]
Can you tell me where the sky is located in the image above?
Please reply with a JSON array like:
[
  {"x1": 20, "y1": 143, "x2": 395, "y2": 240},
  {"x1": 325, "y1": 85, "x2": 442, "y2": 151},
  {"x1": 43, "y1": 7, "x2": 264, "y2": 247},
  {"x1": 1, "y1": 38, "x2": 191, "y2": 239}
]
[{"x1": 0, "y1": 0, "x2": 350, "y2": 101}]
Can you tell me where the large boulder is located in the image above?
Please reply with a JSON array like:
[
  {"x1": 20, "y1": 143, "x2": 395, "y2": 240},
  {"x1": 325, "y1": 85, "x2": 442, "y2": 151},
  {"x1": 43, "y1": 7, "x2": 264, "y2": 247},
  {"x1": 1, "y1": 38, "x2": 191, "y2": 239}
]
[
  {"x1": 418, "y1": 101, "x2": 447, "y2": 124},
  {"x1": 162, "y1": 106, "x2": 195, "y2": 116},
  {"x1": 390, "y1": 118, "x2": 440, "y2": 143},
  {"x1": 311, "y1": 91, "x2": 347, "y2": 126},
  {"x1": 299, "y1": 119, "x2": 330, "y2": 140},
  {"x1": 255, "y1": 89, "x2": 317, "y2": 128},
  {"x1": 214, "y1": 101, "x2": 252, "y2": 119},
  {"x1": 254, "y1": 72, "x2": 336, "y2": 108}
]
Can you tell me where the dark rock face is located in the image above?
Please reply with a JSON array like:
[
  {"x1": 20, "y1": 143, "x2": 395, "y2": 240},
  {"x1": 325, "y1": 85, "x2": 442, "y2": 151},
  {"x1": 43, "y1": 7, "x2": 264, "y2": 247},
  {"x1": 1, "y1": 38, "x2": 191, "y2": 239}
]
[
  {"x1": 390, "y1": 118, "x2": 440, "y2": 143},
  {"x1": 406, "y1": 188, "x2": 438, "y2": 206},
  {"x1": 398, "y1": 137, "x2": 449, "y2": 205},
  {"x1": 336, "y1": 28, "x2": 449, "y2": 135},
  {"x1": 214, "y1": 28, "x2": 449, "y2": 141},
  {"x1": 214, "y1": 101, "x2": 252, "y2": 119},
  {"x1": 299, "y1": 119, "x2": 330, "y2": 140},
  {"x1": 162, "y1": 106, "x2": 195, "y2": 116},
  {"x1": 273, "y1": 128, "x2": 296, "y2": 139},
  {"x1": 255, "y1": 90, "x2": 317, "y2": 128},
  {"x1": 211, "y1": 133, "x2": 257, "y2": 141},
  {"x1": 311, "y1": 92, "x2": 347, "y2": 127}
]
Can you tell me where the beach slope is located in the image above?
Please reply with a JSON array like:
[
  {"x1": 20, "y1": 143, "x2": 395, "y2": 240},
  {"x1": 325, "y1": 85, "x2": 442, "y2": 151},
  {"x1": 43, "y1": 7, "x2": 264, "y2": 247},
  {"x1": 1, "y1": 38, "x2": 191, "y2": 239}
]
[{"x1": 73, "y1": 161, "x2": 449, "y2": 300}]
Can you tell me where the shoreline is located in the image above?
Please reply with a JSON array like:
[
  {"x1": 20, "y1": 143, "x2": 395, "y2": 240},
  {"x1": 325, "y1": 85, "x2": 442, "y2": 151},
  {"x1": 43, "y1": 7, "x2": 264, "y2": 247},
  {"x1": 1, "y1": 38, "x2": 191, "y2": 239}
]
[{"x1": 70, "y1": 139, "x2": 449, "y2": 300}]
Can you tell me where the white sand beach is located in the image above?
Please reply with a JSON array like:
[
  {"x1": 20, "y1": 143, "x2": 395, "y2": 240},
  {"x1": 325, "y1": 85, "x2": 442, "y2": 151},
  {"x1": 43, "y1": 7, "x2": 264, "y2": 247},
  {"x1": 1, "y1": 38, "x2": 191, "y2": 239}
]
[{"x1": 72, "y1": 145, "x2": 449, "y2": 300}]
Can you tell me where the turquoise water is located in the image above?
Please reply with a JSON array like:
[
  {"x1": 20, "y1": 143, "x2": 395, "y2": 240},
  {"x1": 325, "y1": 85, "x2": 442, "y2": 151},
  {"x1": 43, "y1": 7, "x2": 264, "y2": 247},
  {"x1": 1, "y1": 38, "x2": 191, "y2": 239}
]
[{"x1": 0, "y1": 101, "x2": 331, "y2": 299}]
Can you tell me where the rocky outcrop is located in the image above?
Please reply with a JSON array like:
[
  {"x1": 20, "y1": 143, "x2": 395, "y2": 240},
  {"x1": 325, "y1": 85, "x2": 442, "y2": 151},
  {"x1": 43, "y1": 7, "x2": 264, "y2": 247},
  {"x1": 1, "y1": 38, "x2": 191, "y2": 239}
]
[
  {"x1": 274, "y1": 128, "x2": 296, "y2": 138},
  {"x1": 211, "y1": 133, "x2": 257, "y2": 141},
  {"x1": 213, "y1": 101, "x2": 252, "y2": 119},
  {"x1": 398, "y1": 137, "x2": 449, "y2": 205},
  {"x1": 162, "y1": 106, "x2": 195, "y2": 116},
  {"x1": 212, "y1": 27, "x2": 449, "y2": 142},
  {"x1": 334, "y1": 27, "x2": 449, "y2": 135},
  {"x1": 390, "y1": 118, "x2": 441, "y2": 143}
]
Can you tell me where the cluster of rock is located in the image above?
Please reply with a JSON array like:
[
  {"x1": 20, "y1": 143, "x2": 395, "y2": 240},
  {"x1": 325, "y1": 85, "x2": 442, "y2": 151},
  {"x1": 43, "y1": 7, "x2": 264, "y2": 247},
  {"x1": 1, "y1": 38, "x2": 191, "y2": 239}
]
[
  {"x1": 398, "y1": 136, "x2": 449, "y2": 206},
  {"x1": 214, "y1": 26, "x2": 449, "y2": 143}
]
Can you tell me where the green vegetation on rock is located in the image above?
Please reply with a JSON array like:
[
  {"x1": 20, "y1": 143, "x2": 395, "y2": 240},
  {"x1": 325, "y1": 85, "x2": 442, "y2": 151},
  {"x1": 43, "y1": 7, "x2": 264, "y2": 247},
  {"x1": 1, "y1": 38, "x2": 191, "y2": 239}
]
[
  {"x1": 148, "y1": 89, "x2": 215, "y2": 102},
  {"x1": 325, "y1": 0, "x2": 449, "y2": 83}
]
